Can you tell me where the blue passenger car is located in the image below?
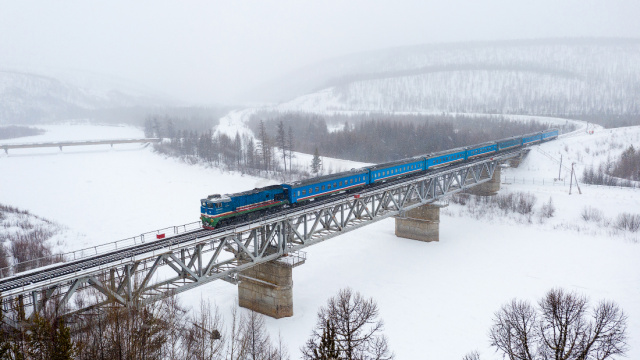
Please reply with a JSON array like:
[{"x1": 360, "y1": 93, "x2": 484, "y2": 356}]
[
  {"x1": 367, "y1": 157, "x2": 425, "y2": 183},
  {"x1": 282, "y1": 168, "x2": 369, "y2": 203},
  {"x1": 541, "y1": 129, "x2": 559, "y2": 142},
  {"x1": 522, "y1": 132, "x2": 542, "y2": 146},
  {"x1": 466, "y1": 142, "x2": 497, "y2": 160},
  {"x1": 497, "y1": 136, "x2": 522, "y2": 151},
  {"x1": 425, "y1": 147, "x2": 466, "y2": 169}
]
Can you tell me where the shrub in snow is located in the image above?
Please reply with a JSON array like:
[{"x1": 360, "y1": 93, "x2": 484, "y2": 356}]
[
  {"x1": 452, "y1": 192, "x2": 538, "y2": 221},
  {"x1": 450, "y1": 193, "x2": 470, "y2": 206},
  {"x1": 581, "y1": 206, "x2": 604, "y2": 223},
  {"x1": 492, "y1": 192, "x2": 536, "y2": 215},
  {"x1": 462, "y1": 350, "x2": 481, "y2": 360},
  {"x1": 0, "y1": 203, "x2": 63, "y2": 275},
  {"x1": 540, "y1": 197, "x2": 556, "y2": 219},
  {"x1": 615, "y1": 213, "x2": 640, "y2": 232}
]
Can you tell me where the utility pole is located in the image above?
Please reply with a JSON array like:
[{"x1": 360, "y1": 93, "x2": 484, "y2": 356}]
[
  {"x1": 569, "y1": 162, "x2": 582, "y2": 195},
  {"x1": 558, "y1": 154, "x2": 563, "y2": 180},
  {"x1": 569, "y1": 163, "x2": 574, "y2": 195},
  {"x1": 574, "y1": 165, "x2": 582, "y2": 194}
]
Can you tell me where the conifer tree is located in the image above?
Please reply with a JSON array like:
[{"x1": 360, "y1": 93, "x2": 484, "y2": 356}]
[
  {"x1": 287, "y1": 126, "x2": 295, "y2": 173},
  {"x1": 311, "y1": 148, "x2": 322, "y2": 175},
  {"x1": 312, "y1": 320, "x2": 340, "y2": 360},
  {"x1": 51, "y1": 319, "x2": 74, "y2": 360},
  {"x1": 276, "y1": 120, "x2": 287, "y2": 172}
]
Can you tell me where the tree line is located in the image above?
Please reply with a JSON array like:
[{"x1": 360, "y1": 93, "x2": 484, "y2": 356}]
[
  {"x1": 463, "y1": 288, "x2": 628, "y2": 360},
  {"x1": 143, "y1": 116, "x2": 305, "y2": 179},
  {"x1": 0, "y1": 288, "x2": 394, "y2": 360},
  {"x1": 249, "y1": 112, "x2": 571, "y2": 163},
  {"x1": 0, "y1": 126, "x2": 44, "y2": 141},
  {"x1": 582, "y1": 145, "x2": 640, "y2": 187}
]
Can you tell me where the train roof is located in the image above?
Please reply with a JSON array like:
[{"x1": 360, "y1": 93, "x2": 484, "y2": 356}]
[
  {"x1": 422, "y1": 146, "x2": 467, "y2": 159},
  {"x1": 466, "y1": 141, "x2": 496, "y2": 149},
  {"x1": 497, "y1": 135, "x2": 523, "y2": 143},
  {"x1": 229, "y1": 184, "x2": 283, "y2": 197},
  {"x1": 287, "y1": 168, "x2": 369, "y2": 187},
  {"x1": 367, "y1": 156, "x2": 425, "y2": 171},
  {"x1": 202, "y1": 185, "x2": 283, "y2": 203},
  {"x1": 202, "y1": 193, "x2": 231, "y2": 203},
  {"x1": 522, "y1": 131, "x2": 543, "y2": 138}
]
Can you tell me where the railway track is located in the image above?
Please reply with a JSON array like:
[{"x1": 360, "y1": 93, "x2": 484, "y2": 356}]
[{"x1": 0, "y1": 149, "x2": 521, "y2": 295}]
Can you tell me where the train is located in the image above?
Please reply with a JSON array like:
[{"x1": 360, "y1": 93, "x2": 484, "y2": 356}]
[{"x1": 200, "y1": 129, "x2": 559, "y2": 229}]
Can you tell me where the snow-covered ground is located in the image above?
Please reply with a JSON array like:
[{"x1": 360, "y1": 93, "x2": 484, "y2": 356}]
[{"x1": 1, "y1": 123, "x2": 638, "y2": 359}]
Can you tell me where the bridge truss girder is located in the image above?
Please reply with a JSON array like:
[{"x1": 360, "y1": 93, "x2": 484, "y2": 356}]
[{"x1": 1, "y1": 151, "x2": 516, "y2": 325}]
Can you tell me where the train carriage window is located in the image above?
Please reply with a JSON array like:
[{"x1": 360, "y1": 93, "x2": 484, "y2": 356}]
[
  {"x1": 297, "y1": 191, "x2": 300, "y2": 197},
  {"x1": 327, "y1": 184, "x2": 331, "y2": 190},
  {"x1": 334, "y1": 183, "x2": 337, "y2": 187},
  {"x1": 302, "y1": 190, "x2": 306, "y2": 195},
  {"x1": 315, "y1": 187, "x2": 319, "y2": 192},
  {"x1": 321, "y1": 185, "x2": 325, "y2": 190},
  {"x1": 339, "y1": 181, "x2": 342, "y2": 186},
  {"x1": 350, "y1": 179, "x2": 353, "y2": 184}
]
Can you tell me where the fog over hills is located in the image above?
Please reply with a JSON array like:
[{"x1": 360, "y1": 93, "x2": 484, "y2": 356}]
[
  {"x1": 257, "y1": 38, "x2": 640, "y2": 117},
  {"x1": 0, "y1": 69, "x2": 176, "y2": 124},
  {"x1": 3, "y1": 38, "x2": 640, "y2": 125}
]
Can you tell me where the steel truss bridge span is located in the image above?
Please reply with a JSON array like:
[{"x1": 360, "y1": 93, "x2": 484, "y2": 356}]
[{"x1": 0, "y1": 150, "x2": 521, "y2": 325}]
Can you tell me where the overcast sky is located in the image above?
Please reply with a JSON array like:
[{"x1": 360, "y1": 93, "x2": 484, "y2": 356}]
[{"x1": 2, "y1": 0, "x2": 640, "y2": 104}]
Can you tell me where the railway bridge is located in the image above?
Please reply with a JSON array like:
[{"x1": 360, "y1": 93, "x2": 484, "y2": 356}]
[{"x1": 0, "y1": 149, "x2": 523, "y2": 325}]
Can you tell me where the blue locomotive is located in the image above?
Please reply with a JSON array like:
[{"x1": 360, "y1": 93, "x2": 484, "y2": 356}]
[{"x1": 200, "y1": 129, "x2": 558, "y2": 229}]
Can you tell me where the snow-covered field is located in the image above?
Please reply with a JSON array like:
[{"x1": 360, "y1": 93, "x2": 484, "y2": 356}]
[{"x1": 1, "y1": 123, "x2": 638, "y2": 359}]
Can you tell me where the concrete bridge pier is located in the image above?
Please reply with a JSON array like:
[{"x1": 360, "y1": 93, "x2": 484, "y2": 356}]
[
  {"x1": 467, "y1": 166, "x2": 501, "y2": 196},
  {"x1": 394, "y1": 203, "x2": 447, "y2": 242},
  {"x1": 238, "y1": 260, "x2": 293, "y2": 318},
  {"x1": 508, "y1": 149, "x2": 530, "y2": 168}
]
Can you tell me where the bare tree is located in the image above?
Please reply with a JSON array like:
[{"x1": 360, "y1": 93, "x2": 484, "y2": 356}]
[
  {"x1": 489, "y1": 299, "x2": 539, "y2": 360},
  {"x1": 184, "y1": 299, "x2": 225, "y2": 360},
  {"x1": 462, "y1": 351, "x2": 481, "y2": 360},
  {"x1": 487, "y1": 288, "x2": 627, "y2": 360},
  {"x1": 163, "y1": 296, "x2": 189, "y2": 360},
  {"x1": 243, "y1": 310, "x2": 272, "y2": 360},
  {"x1": 302, "y1": 288, "x2": 393, "y2": 360},
  {"x1": 227, "y1": 307, "x2": 248, "y2": 360}
]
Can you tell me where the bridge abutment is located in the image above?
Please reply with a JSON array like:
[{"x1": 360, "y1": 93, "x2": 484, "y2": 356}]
[
  {"x1": 467, "y1": 166, "x2": 501, "y2": 196},
  {"x1": 238, "y1": 260, "x2": 293, "y2": 318},
  {"x1": 394, "y1": 203, "x2": 446, "y2": 242}
]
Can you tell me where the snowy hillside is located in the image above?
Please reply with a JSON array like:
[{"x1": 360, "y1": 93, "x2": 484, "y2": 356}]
[
  {"x1": 259, "y1": 38, "x2": 640, "y2": 116},
  {"x1": 0, "y1": 70, "x2": 172, "y2": 124},
  {"x1": 0, "y1": 124, "x2": 638, "y2": 359}
]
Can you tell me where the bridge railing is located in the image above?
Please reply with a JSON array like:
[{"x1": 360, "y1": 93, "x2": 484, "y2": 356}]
[{"x1": 0, "y1": 221, "x2": 202, "y2": 279}]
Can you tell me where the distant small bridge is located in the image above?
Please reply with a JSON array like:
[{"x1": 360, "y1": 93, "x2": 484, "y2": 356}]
[{"x1": 2, "y1": 138, "x2": 161, "y2": 154}]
